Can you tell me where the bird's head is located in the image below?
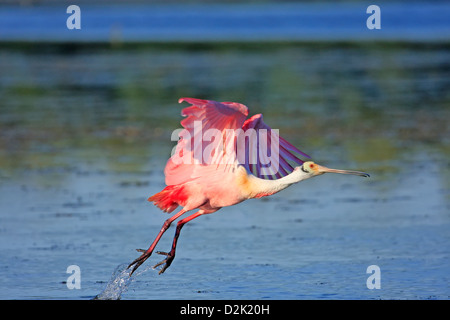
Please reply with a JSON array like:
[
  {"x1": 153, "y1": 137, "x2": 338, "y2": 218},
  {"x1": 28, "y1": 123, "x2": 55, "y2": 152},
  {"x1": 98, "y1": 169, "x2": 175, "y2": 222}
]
[{"x1": 298, "y1": 161, "x2": 370, "y2": 178}]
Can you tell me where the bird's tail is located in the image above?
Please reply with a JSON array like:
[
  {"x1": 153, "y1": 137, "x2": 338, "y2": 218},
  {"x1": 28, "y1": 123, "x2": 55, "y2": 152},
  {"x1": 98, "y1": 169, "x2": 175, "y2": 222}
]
[{"x1": 148, "y1": 185, "x2": 185, "y2": 213}]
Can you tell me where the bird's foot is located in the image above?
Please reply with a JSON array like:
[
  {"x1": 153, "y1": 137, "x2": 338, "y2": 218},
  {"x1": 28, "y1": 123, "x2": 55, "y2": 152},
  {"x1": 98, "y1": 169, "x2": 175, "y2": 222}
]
[
  {"x1": 152, "y1": 251, "x2": 175, "y2": 275},
  {"x1": 127, "y1": 248, "x2": 152, "y2": 276}
]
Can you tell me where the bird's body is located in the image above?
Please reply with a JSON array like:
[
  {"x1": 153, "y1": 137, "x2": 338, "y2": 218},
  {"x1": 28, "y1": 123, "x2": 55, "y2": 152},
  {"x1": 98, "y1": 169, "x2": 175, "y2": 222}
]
[
  {"x1": 151, "y1": 164, "x2": 308, "y2": 214},
  {"x1": 128, "y1": 97, "x2": 369, "y2": 275}
]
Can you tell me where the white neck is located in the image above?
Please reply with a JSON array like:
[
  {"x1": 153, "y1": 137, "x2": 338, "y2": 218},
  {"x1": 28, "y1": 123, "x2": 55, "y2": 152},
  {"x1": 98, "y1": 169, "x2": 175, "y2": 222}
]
[{"x1": 246, "y1": 168, "x2": 311, "y2": 198}]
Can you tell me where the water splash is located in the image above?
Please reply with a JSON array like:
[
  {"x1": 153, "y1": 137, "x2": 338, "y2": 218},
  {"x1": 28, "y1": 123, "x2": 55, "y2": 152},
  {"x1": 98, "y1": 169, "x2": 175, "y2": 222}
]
[
  {"x1": 94, "y1": 263, "x2": 133, "y2": 300},
  {"x1": 94, "y1": 262, "x2": 154, "y2": 300}
]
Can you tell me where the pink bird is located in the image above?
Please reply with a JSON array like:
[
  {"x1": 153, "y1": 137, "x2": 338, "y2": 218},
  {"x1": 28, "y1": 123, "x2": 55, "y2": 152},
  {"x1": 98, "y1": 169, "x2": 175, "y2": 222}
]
[{"x1": 128, "y1": 98, "x2": 369, "y2": 275}]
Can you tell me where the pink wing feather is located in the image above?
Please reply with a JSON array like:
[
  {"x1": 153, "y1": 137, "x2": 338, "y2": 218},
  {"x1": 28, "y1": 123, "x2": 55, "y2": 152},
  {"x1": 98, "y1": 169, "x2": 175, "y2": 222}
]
[{"x1": 164, "y1": 98, "x2": 249, "y2": 186}]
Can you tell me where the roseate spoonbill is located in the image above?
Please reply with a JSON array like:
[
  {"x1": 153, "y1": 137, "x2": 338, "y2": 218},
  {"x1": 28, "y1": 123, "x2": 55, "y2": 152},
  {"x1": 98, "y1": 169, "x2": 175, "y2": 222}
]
[{"x1": 128, "y1": 98, "x2": 369, "y2": 275}]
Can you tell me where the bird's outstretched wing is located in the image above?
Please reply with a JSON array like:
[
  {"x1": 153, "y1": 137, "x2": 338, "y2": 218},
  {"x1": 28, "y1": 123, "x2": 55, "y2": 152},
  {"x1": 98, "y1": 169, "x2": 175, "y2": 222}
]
[
  {"x1": 240, "y1": 114, "x2": 311, "y2": 180},
  {"x1": 165, "y1": 98, "x2": 310, "y2": 185},
  {"x1": 164, "y1": 98, "x2": 249, "y2": 186}
]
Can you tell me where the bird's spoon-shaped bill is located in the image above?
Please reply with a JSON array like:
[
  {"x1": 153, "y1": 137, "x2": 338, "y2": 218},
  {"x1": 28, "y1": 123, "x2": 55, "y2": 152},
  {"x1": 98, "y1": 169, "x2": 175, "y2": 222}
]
[{"x1": 316, "y1": 164, "x2": 370, "y2": 178}]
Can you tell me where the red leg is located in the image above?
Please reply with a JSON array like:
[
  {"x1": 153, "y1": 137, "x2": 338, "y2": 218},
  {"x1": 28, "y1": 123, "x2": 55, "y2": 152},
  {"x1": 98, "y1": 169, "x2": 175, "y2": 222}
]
[
  {"x1": 153, "y1": 210, "x2": 204, "y2": 274},
  {"x1": 128, "y1": 209, "x2": 187, "y2": 275}
]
